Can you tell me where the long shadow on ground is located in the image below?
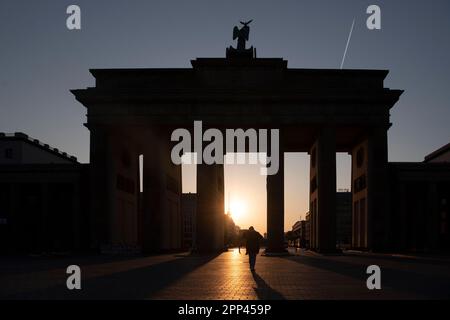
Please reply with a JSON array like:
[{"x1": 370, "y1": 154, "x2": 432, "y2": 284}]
[
  {"x1": 282, "y1": 254, "x2": 450, "y2": 299},
  {"x1": 2, "y1": 254, "x2": 218, "y2": 300},
  {"x1": 251, "y1": 271, "x2": 285, "y2": 300}
]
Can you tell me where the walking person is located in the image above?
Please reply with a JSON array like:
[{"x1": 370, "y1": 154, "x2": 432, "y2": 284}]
[{"x1": 245, "y1": 226, "x2": 262, "y2": 272}]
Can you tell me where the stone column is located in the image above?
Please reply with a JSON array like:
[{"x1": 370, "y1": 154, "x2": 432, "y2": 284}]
[
  {"x1": 367, "y1": 127, "x2": 389, "y2": 250},
  {"x1": 351, "y1": 139, "x2": 368, "y2": 249},
  {"x1": 265, "y1": 151, "x2": 286, "y2": 254},
  {"x1": 351, "y1": 127, "x2": 390, "y2": 251},
  {"x1": 196, "y1": 163, "x2": 224, "y2": 253},
  {"x1": 309, "y1": 127, "x2": 336, "y2": 253},
  {"x1": 89, "y1": 127, "x2": 115, "y2": 249},
  {"x1": 140, "y1": 129, "x2": 183, "y2": 253},
  {"x1": 141, "y1": 135, "x2": 165, "y2": 253}
]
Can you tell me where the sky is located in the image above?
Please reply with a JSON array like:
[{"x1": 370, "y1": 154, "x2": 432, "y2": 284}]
[{"x1": 1, "y1": 0, "x2": 449, "y2": 233}]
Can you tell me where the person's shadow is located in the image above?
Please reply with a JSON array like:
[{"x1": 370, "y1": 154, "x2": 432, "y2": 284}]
[{"x1": 251, "y1": 271, "x2": 285, "y2": 300}]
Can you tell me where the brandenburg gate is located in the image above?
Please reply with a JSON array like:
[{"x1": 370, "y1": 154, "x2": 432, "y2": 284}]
[{"x1": 72, "y1": 23, "x2": 402, "y2": 254}]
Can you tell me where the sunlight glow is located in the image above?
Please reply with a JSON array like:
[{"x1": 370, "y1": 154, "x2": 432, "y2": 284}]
[{"x1": 229, "y1": 199, "x2": 247, "y2": 222}]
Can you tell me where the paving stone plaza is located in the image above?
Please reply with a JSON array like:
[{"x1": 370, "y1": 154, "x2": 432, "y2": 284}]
[{"x1": 1, "y1": 248, "x2": 450, "y2": 300}]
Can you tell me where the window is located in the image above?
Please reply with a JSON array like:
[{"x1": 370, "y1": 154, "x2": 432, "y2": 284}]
[
  {"x1": 4, "y1": 148, "x2": 13, "y2": 159},
  {"x1": 353, "y1": 174, "x2": 367, "y2": 194}
]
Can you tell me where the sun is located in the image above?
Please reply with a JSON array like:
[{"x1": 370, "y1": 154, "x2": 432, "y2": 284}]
[{"x1": 229, "y1": 199, "x2": 247, "y2": 222}]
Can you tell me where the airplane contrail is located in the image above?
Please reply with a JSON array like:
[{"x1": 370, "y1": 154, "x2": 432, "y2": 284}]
[{"x1": 340, "y1": 18, "x2": 355, "y2": 69}]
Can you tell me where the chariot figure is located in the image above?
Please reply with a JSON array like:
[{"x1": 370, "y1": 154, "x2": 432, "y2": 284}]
[{"x1": 226, "y1": 20, "x2": 256, "y2": 58}]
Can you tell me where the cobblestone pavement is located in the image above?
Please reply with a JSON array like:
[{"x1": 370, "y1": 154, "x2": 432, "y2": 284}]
[{"x1": 1, "y1": 248, "x2": 450, "y2": 299}]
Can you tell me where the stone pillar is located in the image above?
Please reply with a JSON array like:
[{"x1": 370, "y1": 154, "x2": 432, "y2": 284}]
[
  {"x1": 367, "y1": 127, "x2": 389, "y2": 250},
  {"x1": 351, "y1": 127, "x2": 389, "y2": 251},
  {"x1": 265, "y1": 151, "x2": 286, "y2": 254},
  {"x1": 109, "y1": 139, "x2": 140, "y2": 248},
  {"x1": 196, "y1": 163, "x2": 224, "y2": 253},
  {"x1": 351, "y1": 139, "x2": 368, "y2": 249},
  {"x1": 140, "y1": 129, "x2": 183, "y2": 253},
  {"x1": 90, "y1": 128, "x2": 141, "y2": 251},
  {"x1": 309, "y1": 128, "x2": 336, "y2": 253},
  {"x1": 160, "y1": 133, "x2": 182, "y2": 251},
  {"x1": 142, "y1": 136, "x2": 165, "y2": 253},
  {"x1": 89, "y1": 127, "x2": 115, "y2": 249}
]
